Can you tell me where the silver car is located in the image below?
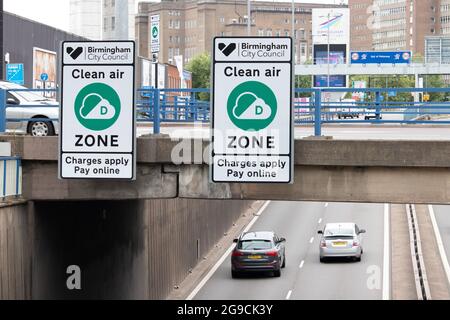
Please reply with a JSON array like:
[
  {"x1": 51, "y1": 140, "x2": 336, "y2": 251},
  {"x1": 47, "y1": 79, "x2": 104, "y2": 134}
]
[
  {"x1": 318, "y1": 223, "x2": 366, "y2": 262},
  {"x1": 1, "y1": 81, "x2": 59, "y2": 136}
]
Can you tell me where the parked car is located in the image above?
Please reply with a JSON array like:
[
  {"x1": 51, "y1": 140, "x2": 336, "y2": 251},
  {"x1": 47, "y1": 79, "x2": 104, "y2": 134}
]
[
  {"x1": 364, "y1": 107, "x2": 382, "y2": 120},
  {"x1": 338, "y1": 99, "x2": 359, "y2": 119},
  {"x1": 318, "y1": 223, "x2": 366, "y2": 262},
  {"x1": 0, "y1": 81, "x2": 59, "y2": 136},
  {"x1": 231, "y1": 231, "x2": 286, "y2": 278}
]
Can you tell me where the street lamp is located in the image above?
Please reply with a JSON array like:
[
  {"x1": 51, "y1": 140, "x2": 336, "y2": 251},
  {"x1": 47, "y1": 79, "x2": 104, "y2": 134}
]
[{"x1": 247, "y1": 0, "x2": 251, "y2": 36}]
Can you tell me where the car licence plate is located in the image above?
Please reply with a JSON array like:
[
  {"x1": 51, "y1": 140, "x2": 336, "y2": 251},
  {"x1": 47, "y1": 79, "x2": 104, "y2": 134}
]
[
  {"x1": 248, "y1": 255, "x2": 262, "y2": 259},
  {"x1": 332, "y1": 241, "x2": 347, "y2": 247}
]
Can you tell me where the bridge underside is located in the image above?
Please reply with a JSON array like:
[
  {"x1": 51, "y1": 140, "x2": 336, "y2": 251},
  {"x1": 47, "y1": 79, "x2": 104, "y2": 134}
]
[{"x1": 4, "y1": 136, "x2": 450, "y2": 204}]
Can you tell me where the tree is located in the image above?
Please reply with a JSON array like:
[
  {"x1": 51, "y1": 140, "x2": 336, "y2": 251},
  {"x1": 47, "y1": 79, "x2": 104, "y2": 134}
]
[
  {"x1": 186, "y1": 52, "x2": 211, "y2": 100},
  {"x1": 295, "y1": 60, "x2": 313, "y2": 97}
]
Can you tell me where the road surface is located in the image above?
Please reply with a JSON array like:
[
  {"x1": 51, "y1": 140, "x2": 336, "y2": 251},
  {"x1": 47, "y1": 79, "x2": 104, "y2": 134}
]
[
  {"x1": 431, "y1": 205, "x2": 450, "y2": 269},
  {"x1": 193, "y1": 201, "x2": 386, "y2": 300}
]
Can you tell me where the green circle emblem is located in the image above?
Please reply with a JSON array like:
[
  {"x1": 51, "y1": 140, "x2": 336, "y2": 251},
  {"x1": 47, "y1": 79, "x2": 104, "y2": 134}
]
[
  {"x1": 152, "y1": 26, "x2": 159, "y2": 38},
  {"x1": 74, "y1": 83, "x2": 121, "y2": 131},
  {"x1": 227, "y1": 81, "x2": 277, "y2": 131}
]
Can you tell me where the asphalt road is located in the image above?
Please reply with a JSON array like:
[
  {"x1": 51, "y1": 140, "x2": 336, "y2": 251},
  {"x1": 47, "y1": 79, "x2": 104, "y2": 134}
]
[{"x1": 193, "y1": 201, "x2": 386, "y2": 300}]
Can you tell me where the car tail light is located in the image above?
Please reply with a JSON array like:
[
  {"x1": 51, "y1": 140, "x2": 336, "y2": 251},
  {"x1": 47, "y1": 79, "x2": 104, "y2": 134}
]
[
  {"x1": 265, "y1": 251, "x2": 278, "y2": 257},
  {"x1": 232, "y1": 250, "x2": 243, "y2": 257},
  {"x1": 353, "y1": 241, "x2": 360, "y2": 247},
  {"x1": 320, "y1": 240, "x2": 327, "y2": 248}
]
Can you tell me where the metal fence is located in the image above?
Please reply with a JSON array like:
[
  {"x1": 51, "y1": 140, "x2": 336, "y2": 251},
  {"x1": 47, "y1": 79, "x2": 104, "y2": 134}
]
[
  {"x1": 3, "y1": 87, "x2": 450, "y2": 137},
  {"x1": 0, "y1": 157, "x2": 22, "y2": 198}
]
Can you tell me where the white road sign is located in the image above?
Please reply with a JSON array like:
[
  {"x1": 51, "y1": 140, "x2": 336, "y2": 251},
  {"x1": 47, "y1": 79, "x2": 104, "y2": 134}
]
[
  {"x1": 60, "y1": 41, "x2": 136, "y2": 179},
  {"x1": 151, "y1": 15, "x2": 160, "y2": 54},
  {"x1": 211, "y1": 37, "x2": 293, "y2": 183}
]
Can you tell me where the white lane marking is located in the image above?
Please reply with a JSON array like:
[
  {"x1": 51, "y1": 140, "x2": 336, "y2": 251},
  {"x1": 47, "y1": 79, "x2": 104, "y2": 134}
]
[
  {"x1": 285, "y1": 290, "x2": 292, "y2": 300},
  {"x1": 309, "y1": 237, "x2": 314, "y2": 244},
  {"x1": 318, "y1": 218, "x2": 322, "y2": 224},
  {"x1": 186, "y1": 201, "x2": 271, "y2": 300},
  {"x1": 382, "y1": 203, "x2": 390, "y2": 300},
  {"x1": 428, "y1": 205, "x2": 450, "y2": 288},
  {"x1": 324, "y1": 203, "x2": 329, "y2": 208},
  {"x1": 299, "y1": 260, "x2": 305, "y2": 269}
]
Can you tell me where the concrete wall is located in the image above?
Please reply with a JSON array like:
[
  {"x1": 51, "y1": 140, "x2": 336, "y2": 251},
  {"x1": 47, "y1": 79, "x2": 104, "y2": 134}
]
[
  {"x1": 0, "y1": 201, "x2": 31, "y2": 299},
  {"x1": 31, "y1": 198, "x2": 253, "y2": 299}
]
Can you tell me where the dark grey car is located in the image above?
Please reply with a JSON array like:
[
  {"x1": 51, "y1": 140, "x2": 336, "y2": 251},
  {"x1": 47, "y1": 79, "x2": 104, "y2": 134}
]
[{"x1": 231, "y1": 231, "x2": 286, "y2": 278}]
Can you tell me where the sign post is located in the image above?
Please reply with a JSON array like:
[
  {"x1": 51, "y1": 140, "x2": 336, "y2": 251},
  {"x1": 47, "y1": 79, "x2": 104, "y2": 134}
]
[
  {"x1": 211, "y1": 37, "x2": 293, "y2": 183},
  {"x1": 60, "y1": 41, "x2": 136, "y2": 180}
]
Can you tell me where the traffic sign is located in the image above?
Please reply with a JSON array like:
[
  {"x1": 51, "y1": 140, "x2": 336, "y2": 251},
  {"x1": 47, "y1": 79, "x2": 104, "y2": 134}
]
[
  {"x1": 6, "y1": 63, "x2": 24, "y2": 85},
  {"x1": 351, "y1": 51, "x2": 412, "y2": 64},
  {"x1": 211, "y1": 37, "x2": 293, "y2": 183},
  {"x1": 150, "y1": 15, "x2": 160, "y2": 54},
  {"x1": 59, "y1": 41, "x2": 136, "y2": 180},
  {"x1": 40, "y1": 73, "x2": 49, "y2": 81}
]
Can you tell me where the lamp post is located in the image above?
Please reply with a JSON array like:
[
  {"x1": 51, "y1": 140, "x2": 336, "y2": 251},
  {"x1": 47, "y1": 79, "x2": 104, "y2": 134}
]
[
  {"x1": 247, "y1": 0, "x2": 251, "y2": 36},
  {"x1": 327, "y1": 12, "x2": 331, "y2": 88}
]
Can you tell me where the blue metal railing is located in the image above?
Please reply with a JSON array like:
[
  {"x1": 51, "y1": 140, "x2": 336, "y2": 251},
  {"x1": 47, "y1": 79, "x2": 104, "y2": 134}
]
[{"x1": 3, "y1": 87, "x2": 450, "y2": 137}]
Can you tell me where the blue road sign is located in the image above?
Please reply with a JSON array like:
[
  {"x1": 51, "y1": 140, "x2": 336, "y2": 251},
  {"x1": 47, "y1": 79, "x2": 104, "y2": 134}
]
[
  {"x1": 351, "y1": 51, "x2": 412, "y2": 64},
  {"x1": 40, "y1": 73, "x2": 49, "y2": 81},
  {"x1": 6, "y1": 64, "x2": 24, "y2": 85}
]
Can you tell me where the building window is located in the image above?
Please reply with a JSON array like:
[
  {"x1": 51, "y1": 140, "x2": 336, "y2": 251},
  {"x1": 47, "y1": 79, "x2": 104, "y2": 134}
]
[
  {"x1": 111, "y1": 16, "x2": 115, "y2": 31},
  {"x1": 111, "y1": 0, "x2": 115, "y2": 7}
]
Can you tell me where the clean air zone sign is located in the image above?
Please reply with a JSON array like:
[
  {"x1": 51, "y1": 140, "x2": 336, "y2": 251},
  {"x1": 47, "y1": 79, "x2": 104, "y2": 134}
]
[
  {"x1": 60, "y1": 41, "x2": 135, "y2": 180},
  {"x1": 151, "y1": 15, "x2": 160, "y2": 54},
  {"x1": 212, "y1": 37, "x2": 293, "y2": 183}
]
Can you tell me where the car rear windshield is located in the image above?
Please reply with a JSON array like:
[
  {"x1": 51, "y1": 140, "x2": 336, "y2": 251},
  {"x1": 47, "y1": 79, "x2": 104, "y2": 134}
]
[
  {"x1": 238, "y1": 240, "x2": 273, "y2": 250},
  {"x1": 324, "y1": 227, "x2": 354, "y2": 239},
  {"x1": 325, "y1": 235, "x2": 354, "y2": 240}
]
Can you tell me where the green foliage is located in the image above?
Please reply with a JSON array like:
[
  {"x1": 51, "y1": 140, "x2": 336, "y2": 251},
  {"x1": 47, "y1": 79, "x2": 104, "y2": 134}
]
[
  {"x1": 186, "y1": 52, "x2": 211, "y2": 100},
  {"x1": 348, "y1": 74, "x2": 447, "y2": 102},
  {"x1": 295, "y1": 75, "x2": 312, "y2": 97}
]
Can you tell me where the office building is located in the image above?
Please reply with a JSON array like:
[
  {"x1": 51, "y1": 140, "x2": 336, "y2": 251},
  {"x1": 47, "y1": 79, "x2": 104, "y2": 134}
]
[
  {"x1": 69, "y1": 0, "x2": 102, "y2": 40},
  {"x1": 136, "y1": 0, "x2": 346, "y2": 64},
  {"x1": 103, "y1": 0, "x2": 137, "y2": 40},
  {"x1": 350, "y1": 0, "x2": 444, "y2": 56},
  {"x1": 70, "y1": 0, "x2": 136, "y2": 40}
]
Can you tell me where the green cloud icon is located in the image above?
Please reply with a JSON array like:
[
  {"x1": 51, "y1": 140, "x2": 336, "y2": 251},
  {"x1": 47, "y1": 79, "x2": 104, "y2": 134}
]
[
  {"x1": 232, "y1": 92, "x2": 272, "y2": 120},
  {"x1": 80, "y1": 93, "x2": 116, "y2": 120}
]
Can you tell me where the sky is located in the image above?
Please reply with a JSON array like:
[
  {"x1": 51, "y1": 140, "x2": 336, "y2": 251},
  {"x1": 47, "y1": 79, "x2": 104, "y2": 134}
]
[{"x1": 4, "y1": 0, "x2": 347, "y2": 32}]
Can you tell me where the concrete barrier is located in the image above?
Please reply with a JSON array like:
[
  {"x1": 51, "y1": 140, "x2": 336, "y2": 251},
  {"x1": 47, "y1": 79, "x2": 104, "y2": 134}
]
[{"x1": 2, "y1": 135, "x2": 450, "y2": 203}]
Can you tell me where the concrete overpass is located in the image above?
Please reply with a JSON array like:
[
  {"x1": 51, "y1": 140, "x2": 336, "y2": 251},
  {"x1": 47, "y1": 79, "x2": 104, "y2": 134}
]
[
  {"x1": 4, "y1": 135, "x2": 450, "y2": 204},
  {"x1": 296, "y1": 63, "x2": 450, "y2": 75}
]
